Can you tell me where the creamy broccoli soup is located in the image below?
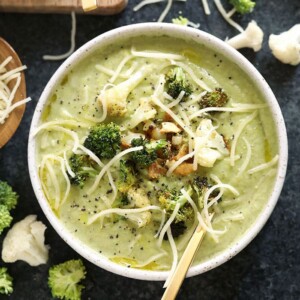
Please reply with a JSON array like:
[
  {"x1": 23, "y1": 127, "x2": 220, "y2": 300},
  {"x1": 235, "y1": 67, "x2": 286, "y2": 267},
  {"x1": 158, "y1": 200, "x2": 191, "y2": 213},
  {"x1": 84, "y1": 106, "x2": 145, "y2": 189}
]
[{"x1": 35, "y1": 36, "x2": 279, "y2": 273}]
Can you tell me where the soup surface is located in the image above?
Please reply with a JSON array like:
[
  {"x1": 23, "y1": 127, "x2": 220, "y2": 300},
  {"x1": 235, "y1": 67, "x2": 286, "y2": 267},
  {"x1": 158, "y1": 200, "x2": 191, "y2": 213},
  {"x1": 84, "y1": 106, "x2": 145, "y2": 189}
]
[{"x1": 35, "y1": 35, "x2": 278, "y2": 272}]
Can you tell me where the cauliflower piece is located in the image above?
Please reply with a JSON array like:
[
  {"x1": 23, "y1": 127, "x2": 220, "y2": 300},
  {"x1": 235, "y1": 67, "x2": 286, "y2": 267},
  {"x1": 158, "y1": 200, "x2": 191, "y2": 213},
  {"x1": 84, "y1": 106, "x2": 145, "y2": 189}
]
[
  {"x1": 160, "y1": 122, "x2": 182, "y2": 133},
  {"x1": 98, "y1": 65, "x2": 153, "y2": 116},
  {"x1": 2, "y1": 215, "x2": 49, "y2": 266},
  {"x1": 269, "y1": 24, "x2": 300, "y2": 65},
  {"x1": 194, "y1": 119, "x2": 229, "y2": 168},
  {"x1": 126, "y1": 98, "x2": 157, "y2": 129},
  {"x1": 127, "y1": 187, "x2": 151, "y2": 227},
  {"x1": 226, "y1": 20, "x2": 264, "y2": 52}
]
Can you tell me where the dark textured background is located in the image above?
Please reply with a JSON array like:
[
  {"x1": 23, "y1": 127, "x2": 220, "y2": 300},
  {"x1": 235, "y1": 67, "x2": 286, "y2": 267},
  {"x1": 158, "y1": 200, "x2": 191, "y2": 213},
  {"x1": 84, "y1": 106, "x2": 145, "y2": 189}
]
[{"x1": 0, "y1": 0, "x2": 299, "y2": 299}]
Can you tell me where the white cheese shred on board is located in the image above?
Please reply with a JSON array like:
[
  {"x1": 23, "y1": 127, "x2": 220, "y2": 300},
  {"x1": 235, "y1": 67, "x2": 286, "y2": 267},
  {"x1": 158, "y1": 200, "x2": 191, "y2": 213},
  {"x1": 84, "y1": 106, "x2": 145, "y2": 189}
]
[
  {"x1": 88, "y1": 146, "x2": 143, "y2": 195},
  {"x1": 0, "y1": 56, "x2": 31, "y2": 124},
  {"x1": 213, "y1": 0, "x2": 244, "y2": 33},
  {"x1": 43, "y1": 11, "x2": 76, "y2": 61},
  {"x1": 163, "y1": 227, "x2": 178, "y2": 288},
  {"x1": 248, "y1": 154, "x2": 279, "y2": 175},
  {"x1": 157, "y1": 0, "x2": 173, "y2": 22}
]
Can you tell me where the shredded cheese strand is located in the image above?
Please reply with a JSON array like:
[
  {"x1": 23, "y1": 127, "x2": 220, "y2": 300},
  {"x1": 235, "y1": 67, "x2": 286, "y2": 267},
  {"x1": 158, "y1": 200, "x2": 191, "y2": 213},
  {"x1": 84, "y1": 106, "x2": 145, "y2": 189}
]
[
  {"x1": 163, "y1": 227, "x2": 178, "y2": 288},
  {"x1": 88, "y1": 146, "x2": 143, "y2": 195},
  {"x1": 248, "y1": 154, "x2": 279, "y2": 174},
  {"x1": 87, "y1": 205, "x2": 164, "y2": 225},
  {"x1": 157, "y1": 0, "x2": 173, "y2": 22},
  {"x1": 166, "y1": 151, "x2": 195, "y2": 176},
  {"x1": 202, "y1": 0, "x2": 211, "y2": 15},
  {"x1": 237, "y1": 137, "x2": 251, "y2": 176},
  {"x1": 43, "y1": 11, "x2": 76, "y2": 61},
  {"x1": 109, "y1": 55, "x2": 133, "y2": 83},
  {"x1": 158, "y1": 203, "x2": 180, "y2": 247},
  {"x1": 230, "y1": 111, "x2": 257, "y2": 166},
  {"x1": 213, "y1": 0, "x2": 244, "y2": 33},
  {"x1": 131, "y1": 47, "x2": 184, "y2": 61}
]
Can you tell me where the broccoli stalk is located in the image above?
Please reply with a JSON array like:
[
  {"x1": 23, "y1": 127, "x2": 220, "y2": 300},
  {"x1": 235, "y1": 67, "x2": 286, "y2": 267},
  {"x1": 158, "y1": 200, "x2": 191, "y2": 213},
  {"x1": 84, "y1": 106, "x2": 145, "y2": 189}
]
[
  {"x1": 166, "y1": 67, "x2": 192, "y2": 100},
  {"x1": 158, "y1": 187, "x2": 194, "y2": 238},
  {"x1": 228, "y1": 0, "x2": 255, "y2": 14},
  {"x1": 83, "y1": 122, "x2": 121, "y2": 159},
  {"x1": 130, "y1": 138, "x2": 168, "y2": 168},
  {"x1": 0, "y1": 267, "x2": 13, "y2": 295},
  {"x1": 68, "y1": 154, "x2": 98, "y2": 188},
  {"x1": 199, "y1": 88, "x2": 229, "y2": 109},
  {"x1": 48, "y1": 259, "x2": 86, "y2": 300},
  {"x1": 0, "y1": 180, "x2": 18, "y2": 234},
  {"x1": 117, "y1": 160, "x2": 136, "y2": 193}
]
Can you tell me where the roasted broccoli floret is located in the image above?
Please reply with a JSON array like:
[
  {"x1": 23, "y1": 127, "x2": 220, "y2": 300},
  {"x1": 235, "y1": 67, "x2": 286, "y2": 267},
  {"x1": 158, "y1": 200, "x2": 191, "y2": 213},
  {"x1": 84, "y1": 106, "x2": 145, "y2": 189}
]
[
  {"x1": 48, "y1": 259, "x2": 86, "y2": 300},
  {"x1": 113, "y1": 194, "x2": 130, "y2": 208},
  {"x1": 83, "y1": 122, "x2": 121, "y2": 159},
  {"x1": 159, "y1": 187, "x2": 194, "y2": 238},
  {"x1": 117, "y1": 160, "x2": 136, "y2": 193},
  {"x1": 0, "y1": 181, "x2": 18, "y2": 211},
  {"x1": 0, "y1": 205, "x2": 13, "y2": 234},
  {"x1": 69, "y1": 154, "x2": 98, "y2": 188},
  {"x1": 130, "y1": 138, "x2": 168, "y2": 168},
  {"x1": 0, "y1": 267, "x2": 13, "y2": 295},
  {"x1": 166, "y1": 67, "x2": 192, "y2": 100},
  {"x1": 228, "y1": 0, "x2": 255, "y2": 14},
  {"x1": 199, "y1": 88, "x2": 229, "y2": 109}
]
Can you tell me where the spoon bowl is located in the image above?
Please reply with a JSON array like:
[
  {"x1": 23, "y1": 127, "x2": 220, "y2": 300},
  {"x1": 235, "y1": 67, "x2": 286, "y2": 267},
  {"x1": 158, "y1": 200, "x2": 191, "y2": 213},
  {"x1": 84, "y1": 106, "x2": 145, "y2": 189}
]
[{"x1": 0, "y1": 38, "x2": 27, "y2": 148}]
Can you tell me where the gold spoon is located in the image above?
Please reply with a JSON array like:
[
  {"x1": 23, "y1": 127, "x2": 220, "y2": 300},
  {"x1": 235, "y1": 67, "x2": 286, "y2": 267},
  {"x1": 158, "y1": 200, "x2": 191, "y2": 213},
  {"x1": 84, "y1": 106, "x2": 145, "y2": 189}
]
[
  {"x1": 0, "y1": 38, "x2": 27, "y2": 148},
  {"x1": 162, "y1": 214, "x2": 214, "y2": 300}
]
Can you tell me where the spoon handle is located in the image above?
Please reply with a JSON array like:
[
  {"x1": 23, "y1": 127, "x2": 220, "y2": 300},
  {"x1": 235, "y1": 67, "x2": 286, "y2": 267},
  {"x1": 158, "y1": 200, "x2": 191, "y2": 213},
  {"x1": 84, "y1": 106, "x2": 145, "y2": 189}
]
[{"x1": 161, "y1": 225, "x2": 206, "y2": 300}]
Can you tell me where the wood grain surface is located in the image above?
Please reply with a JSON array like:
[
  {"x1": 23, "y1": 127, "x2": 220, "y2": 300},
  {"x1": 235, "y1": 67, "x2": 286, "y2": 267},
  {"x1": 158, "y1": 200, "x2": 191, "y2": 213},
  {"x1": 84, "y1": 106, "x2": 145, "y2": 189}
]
[
  {"x1": 0, "y1": 38, "x2": 26, "y2": 148},
  {"x1": 0, "y1": 0, "x2": 128, "y2": 15}
]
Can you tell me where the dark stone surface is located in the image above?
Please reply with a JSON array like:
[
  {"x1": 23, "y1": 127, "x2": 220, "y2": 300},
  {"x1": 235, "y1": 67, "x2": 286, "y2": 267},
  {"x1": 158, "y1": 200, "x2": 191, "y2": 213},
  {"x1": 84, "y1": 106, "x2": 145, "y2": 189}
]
[{"x1": 0, "y1": 0, "x2": 299, "y2": 299}]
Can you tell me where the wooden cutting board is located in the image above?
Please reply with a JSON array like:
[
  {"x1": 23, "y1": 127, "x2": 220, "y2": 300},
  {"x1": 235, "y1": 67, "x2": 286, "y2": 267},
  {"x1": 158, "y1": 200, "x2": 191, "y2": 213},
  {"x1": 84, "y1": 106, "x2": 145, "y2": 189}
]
[{"x1": 0, "y1": 0, "x2": 128, "y2": 15}]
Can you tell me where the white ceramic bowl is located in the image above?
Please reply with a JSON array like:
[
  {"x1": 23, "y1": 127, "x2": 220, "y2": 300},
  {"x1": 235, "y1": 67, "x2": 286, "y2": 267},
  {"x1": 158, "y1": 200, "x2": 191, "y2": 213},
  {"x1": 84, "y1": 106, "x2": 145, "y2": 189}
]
[{"x1": 28, "y1": 23, "x2": 288, "y2": 281}]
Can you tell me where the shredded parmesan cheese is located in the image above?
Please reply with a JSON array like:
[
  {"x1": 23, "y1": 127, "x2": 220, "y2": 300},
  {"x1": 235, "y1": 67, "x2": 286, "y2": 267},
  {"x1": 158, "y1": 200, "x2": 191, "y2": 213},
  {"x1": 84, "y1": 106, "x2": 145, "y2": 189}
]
[
  {"x1": 248, "y1": 154, "x2": 279, "y2": 174},
  {"x1": 0, "y1": 56, "x2": 31, "y2": 124},
  {"x1": 131, "y1": 47, "x2": 184, "y2": 61},
  {"x1": 43, "y1": 12, "x2": 76, "y2": 61}
]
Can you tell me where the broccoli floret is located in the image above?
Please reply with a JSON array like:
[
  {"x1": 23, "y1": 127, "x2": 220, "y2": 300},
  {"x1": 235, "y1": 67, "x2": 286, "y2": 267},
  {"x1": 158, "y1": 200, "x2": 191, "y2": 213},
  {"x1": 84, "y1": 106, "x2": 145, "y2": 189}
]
[
  {"x1": 0, "y1": 180, "x2": 18, "y2": 211},
  {"x1": 113, "y1": 194, "x2": 130, "y2": 208},
  {"x1": 83, "y1": 122, "x2": 121, "y2": 159},
  {"x1": 117, "y1": 160, "x2": 136, "y2": 193},
  {"x1": 0, "y1": 267, "x2": 13, "y2": 295},
  {"x1": 199, "y1": 88, "x2": 229, "y2": 109},
  {"x1": 166, "y1": 67, "x2": 192, "y2": 100},
  {"x1": 0, "y1": 205, "x2": 13, "y2": 234},
  {"x1": 158, "y1": 187, "x2": 194, "y2": 238},
  {"x1": 69, "y1": 154, "x2": 98, "y2": 188},
  {"x1": 130, "y1": 138, "x2": 168, "y2": 168},
  {"x1": 228, "y1": 0, "x2": 255, "y2": 14},
  {"x1": 48, "y1": 259, "x2": 86, "y2": 300}
]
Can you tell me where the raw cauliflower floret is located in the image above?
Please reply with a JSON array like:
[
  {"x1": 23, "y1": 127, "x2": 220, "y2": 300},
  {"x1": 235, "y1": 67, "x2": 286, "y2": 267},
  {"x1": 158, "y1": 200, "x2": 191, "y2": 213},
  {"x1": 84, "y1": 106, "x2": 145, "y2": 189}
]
[
  {"x1": 268, "y1": 24, "x2": 300, "y2": 65},
  {"x1": 194, "y1": 119, "x2": 229, "y2": 167},
  {"x1": 1, "y1": 215, "x2": 49, "y2": 266}
]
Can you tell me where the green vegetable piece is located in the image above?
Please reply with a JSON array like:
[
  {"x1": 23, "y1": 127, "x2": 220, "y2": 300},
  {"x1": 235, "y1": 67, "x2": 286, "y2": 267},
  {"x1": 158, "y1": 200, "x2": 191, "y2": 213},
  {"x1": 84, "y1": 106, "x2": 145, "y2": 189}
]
[
  {"x1": 0, "y1": 205, "x2": 13, "y2": 234},
  {"x1": 158, "y1": 187, "x2": 194, "y2": 238},
  {"x1": 0, "y1": 267, "x2": 13, "y2": 295},
  {"x1": 83, "y1": 122, "x2": 121, "y2": 159},
  {"x1": 117, "y1": 160, "x2": 136, "y2": 193},
  {"x1": 0, "y1": 180, "x2": 18, "y2": 211},
  {"x1": 48, "y1": 259, "x2": 86, "y2": 300},
  {"x1": 130, "y1": 138, "x2": 168, "y2": 168},
  {"x1": 166, "y1": 67, "x2": 192, "y2": 100},
  {"x1": 68, "y1": 154, "x2": 98, "y2": 188},
  {"x1": 229, "y1": 0, "x2": 255, "y2": 14},
  {"x1": 199, "y1": 88, "x2": 229, "y2": 109}
]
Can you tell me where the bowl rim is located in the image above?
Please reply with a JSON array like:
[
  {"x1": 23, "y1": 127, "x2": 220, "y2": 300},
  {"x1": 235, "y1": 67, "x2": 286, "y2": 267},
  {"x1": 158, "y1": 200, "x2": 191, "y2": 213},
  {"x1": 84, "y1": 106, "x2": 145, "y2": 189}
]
[{"x1": 28, "y1": 22, "x2": 288, "y2": 281}]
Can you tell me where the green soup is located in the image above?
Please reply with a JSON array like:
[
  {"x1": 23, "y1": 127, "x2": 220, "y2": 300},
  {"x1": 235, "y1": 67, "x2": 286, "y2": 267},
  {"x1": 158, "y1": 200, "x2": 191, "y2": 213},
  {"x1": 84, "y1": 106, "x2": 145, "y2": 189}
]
[{"x1": 35, "y1": 36, "x2": 278, "y2": 271}]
